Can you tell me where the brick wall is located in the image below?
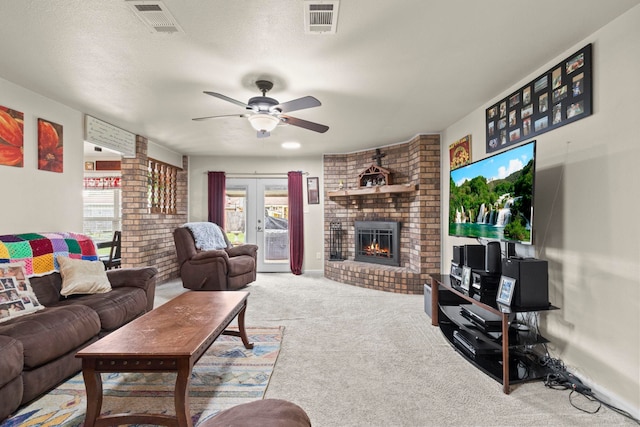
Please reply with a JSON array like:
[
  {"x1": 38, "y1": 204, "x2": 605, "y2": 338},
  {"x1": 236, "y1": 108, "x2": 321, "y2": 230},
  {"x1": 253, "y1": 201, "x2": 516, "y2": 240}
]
[
  {"x1": 323, "y1": 134, "x2": 440, "y2": 294},
  {"x1": 120, "y1": 136, "x2": 188, "y2": 283}
]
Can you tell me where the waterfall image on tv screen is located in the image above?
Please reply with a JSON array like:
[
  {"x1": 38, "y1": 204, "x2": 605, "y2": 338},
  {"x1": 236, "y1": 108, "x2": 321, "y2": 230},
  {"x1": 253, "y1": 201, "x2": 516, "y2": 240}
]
[{"x1": 449, "y1": 140, "x2": 536, "y2": 244}]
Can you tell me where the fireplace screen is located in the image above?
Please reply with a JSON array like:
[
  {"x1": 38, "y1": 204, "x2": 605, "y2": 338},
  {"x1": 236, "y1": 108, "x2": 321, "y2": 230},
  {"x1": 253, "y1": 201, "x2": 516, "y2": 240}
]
[{"x1": 354, "y1": 221, "x2": 400, "y2": 266}]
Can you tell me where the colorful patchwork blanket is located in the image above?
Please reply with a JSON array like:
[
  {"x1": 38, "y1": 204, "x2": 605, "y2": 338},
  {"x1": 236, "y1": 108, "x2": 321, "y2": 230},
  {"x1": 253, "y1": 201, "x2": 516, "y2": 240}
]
[{"x1": 0, "y1": 232, "x2": 98, "y2": 276}]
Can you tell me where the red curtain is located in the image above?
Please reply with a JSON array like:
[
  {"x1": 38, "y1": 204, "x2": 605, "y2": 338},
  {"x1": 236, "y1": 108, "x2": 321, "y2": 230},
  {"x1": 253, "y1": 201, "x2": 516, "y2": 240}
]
[
  {"x1": 207, "y1": 171, "x2": 226, "y2": 227},
  {"x1": 288, "y1": 171, "x2": 304, "y2": 275}
]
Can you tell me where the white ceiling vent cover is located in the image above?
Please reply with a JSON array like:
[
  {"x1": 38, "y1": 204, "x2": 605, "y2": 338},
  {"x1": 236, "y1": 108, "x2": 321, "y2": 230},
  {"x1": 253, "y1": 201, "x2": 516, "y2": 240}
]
[
  {"x1": 127, "y1": 1, "x2": 184, "y2": 34},
  {"x1": 303, "y1": 1, "x2": 339, "y2": 34}
]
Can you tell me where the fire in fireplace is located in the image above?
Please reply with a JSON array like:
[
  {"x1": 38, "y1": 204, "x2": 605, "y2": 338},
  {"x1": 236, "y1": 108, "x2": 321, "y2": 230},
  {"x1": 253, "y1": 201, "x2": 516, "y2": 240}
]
[{"x1": 354, "y1": 221, "x2": 400, "y2": 266}]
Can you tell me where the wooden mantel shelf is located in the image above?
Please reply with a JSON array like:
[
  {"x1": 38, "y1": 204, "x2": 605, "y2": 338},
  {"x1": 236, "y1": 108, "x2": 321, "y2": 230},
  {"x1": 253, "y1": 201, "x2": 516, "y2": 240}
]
[{"x1": 327, "y1": 183, "x2": 416, "y2": 197}]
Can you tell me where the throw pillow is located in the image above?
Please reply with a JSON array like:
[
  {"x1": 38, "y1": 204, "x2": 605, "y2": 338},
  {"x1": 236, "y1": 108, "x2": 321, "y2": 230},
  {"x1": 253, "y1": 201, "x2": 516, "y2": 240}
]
[
  {"x1": 0, "y1": 262, "x2": 45, "y2": 323},
  {"x1": 57, "y1": 256, "x2": 112, "y2": 297}
]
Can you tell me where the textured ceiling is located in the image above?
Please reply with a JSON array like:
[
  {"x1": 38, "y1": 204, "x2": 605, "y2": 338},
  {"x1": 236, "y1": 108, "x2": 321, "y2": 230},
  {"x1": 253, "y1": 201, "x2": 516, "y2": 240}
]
[{"x1": 0, "y1": 0, "x2": 638, "y2": 157}]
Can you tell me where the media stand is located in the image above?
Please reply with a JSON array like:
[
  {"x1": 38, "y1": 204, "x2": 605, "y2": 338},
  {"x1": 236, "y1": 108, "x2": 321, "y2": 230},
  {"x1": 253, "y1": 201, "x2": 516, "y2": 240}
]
[{"x1": 429, "y1": 274, "x2": 556, "y2": 394}]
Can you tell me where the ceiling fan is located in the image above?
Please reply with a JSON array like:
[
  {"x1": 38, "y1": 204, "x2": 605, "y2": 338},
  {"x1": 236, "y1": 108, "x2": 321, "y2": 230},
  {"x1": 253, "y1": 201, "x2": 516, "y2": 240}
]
[{"x1": 192, "y1": 80, "x2": 329, "y2": 138}]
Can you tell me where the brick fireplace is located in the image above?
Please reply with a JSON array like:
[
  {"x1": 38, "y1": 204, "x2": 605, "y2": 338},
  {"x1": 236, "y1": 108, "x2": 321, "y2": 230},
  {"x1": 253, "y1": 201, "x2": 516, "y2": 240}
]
[{"x1": 323, "y1": 134, "x2": 441, "y2": 294}]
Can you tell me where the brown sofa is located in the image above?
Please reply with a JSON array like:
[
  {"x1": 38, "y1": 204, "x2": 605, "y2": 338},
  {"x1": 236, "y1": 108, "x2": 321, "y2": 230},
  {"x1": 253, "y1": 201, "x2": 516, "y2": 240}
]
[
  {"x1": 173, "y1": 226, "x2": 258, "y2": 291},
  {"x1": 0, "y1": 266, "x2": 157, "y2": 422}
]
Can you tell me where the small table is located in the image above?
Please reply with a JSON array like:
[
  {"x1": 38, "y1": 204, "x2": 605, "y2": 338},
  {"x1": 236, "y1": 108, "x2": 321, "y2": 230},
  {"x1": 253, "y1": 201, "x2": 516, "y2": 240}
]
[{"x1": 76, "y1": 291, "x2": 253, "y2": 427}]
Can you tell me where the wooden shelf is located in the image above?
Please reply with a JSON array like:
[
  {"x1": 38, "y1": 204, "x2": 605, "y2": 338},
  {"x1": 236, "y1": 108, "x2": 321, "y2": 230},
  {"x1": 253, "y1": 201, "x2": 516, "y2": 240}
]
[{"x1": 327, "y1": 183, "x2": 416, "y2": 197}]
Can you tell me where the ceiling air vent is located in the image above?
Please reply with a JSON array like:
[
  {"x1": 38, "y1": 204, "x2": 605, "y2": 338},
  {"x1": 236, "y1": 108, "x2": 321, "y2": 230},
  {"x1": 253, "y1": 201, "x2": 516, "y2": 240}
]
[
  {"x1": 303, "y1": 1, "x2": 339, "y2": 34},
  {"x1": 127, "y1": 0, "x2": 184, "y2": 34}
]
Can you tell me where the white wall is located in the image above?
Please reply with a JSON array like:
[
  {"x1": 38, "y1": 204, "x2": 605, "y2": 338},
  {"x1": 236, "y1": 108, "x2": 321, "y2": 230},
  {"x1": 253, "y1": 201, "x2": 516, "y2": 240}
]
[
  {"x1": 148, "y1": 140, "x2": 183, "y2": 168},
  {"x1": 442, "y1": 6, "x2": 640, "y2": 416},
  {"x1": 0, "y1": 78, "x2": 84, "y2": 234},
  {"x1": 188, "y1": 155, "x2": 325, "y2": 271}
]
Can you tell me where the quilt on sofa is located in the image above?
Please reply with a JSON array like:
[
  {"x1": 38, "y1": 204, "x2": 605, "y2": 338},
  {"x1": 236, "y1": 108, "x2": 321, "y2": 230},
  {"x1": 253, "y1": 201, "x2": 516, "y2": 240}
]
[{"x1": 0, "y1": 232, "x2": 98, "y2": 275}]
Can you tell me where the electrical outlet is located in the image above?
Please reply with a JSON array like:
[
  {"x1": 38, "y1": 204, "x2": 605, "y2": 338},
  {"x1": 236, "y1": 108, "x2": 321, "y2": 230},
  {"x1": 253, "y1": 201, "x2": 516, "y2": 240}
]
[{"x1": 316, "y1": 252, "x2": 322, "y2": 259}]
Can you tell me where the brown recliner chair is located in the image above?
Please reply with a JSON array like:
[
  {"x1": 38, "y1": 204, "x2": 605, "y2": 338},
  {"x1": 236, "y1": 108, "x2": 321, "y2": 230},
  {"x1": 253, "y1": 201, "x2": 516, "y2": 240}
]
[{"x1": 173, "y1": 227, "x2": 258, "y2": 291}]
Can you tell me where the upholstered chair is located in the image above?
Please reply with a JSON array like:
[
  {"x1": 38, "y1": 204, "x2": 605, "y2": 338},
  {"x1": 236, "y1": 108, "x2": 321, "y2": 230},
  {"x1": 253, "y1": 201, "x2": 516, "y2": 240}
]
[{"x1": 173, "y1": 226, "x2": 258, "y2": 291}]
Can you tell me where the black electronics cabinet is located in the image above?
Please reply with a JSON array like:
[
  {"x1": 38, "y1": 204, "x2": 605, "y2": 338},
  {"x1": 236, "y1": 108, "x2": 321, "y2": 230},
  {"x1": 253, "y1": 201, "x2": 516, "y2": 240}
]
[{"x1": 428, "y1": 274, "x2": 557, "y2": 394}]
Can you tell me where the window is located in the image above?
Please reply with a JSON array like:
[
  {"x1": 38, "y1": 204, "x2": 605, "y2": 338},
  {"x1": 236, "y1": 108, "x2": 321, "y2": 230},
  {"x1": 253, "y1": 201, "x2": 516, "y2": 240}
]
[
  {"x1": 83, "y1": 188, "x2": 121, "y2": 242},
  {"x1": 148, "y1": 159, "x2": 178, "y2": 214}
]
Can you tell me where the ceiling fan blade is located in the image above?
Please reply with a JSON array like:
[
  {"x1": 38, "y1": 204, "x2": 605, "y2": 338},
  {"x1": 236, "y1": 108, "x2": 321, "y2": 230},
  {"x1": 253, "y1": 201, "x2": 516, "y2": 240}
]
[
  {"x1": 203, "y1": 91, "x2": 250, "y2": 109},
  {"x1": 280, "y1": 115, "x2": 329, "y2": 133},
  {"x1": 273, "y1": 96, "x2": 321, "y2": 113},
  {"x1": 192, "y1": 113, "x2": 249, "y2": 121}
]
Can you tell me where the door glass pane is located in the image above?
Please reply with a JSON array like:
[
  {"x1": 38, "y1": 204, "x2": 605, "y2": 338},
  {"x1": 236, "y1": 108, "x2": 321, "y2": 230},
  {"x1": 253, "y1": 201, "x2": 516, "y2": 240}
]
[
  {"x1": 225, "y1": 186, "x2": 247, "y2": 244},
  {"x1": 263, "y1": 184, "x2": 289, "y2": 263}
]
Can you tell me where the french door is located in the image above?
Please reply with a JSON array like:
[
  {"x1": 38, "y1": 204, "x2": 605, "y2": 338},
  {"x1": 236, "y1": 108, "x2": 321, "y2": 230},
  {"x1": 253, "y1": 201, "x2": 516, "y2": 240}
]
[{"x1": 225, "y1": 178, "x2": 290, "y2": 272}]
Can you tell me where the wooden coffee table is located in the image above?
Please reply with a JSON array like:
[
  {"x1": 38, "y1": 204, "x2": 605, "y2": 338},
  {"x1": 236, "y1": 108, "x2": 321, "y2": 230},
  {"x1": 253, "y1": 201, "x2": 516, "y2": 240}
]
[{"x1": 76, "y1": 291, "x2": 253, "y2": 427}]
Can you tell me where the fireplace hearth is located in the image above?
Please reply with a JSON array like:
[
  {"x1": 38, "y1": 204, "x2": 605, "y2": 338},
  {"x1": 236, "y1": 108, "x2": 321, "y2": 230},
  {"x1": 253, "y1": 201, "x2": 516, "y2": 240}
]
[{"x1": 354, "y1": 221, "x2": 400, "y2": 266}]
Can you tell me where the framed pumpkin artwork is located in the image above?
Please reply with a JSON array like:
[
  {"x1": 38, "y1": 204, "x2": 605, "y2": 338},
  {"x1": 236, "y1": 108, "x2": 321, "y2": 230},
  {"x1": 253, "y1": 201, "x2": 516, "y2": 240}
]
[{"x1": 449, "y1": 134, "x2": 471, "y2": 170}]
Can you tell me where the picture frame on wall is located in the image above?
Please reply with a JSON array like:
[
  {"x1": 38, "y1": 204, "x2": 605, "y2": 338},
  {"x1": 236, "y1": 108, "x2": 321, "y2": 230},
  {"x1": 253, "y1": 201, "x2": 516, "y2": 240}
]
[
  {"x1": 37, "y1": 118, "x2": 63, "y2": 173},
  {"x1": 0, "y1": 106, "x2": 24, "y2": 168},
  {"x1": 485, "y1": 44, "x2": 592, "y2": 153},
  {"x1": 496, "y1": 275, "x2": 517, "y2": 305},
  {"x1": 307, "y1": 177, "x2": 319, "y2": 204},
  {"x1": 449, "y1": 135, "x2": 472, "y2": 170}
]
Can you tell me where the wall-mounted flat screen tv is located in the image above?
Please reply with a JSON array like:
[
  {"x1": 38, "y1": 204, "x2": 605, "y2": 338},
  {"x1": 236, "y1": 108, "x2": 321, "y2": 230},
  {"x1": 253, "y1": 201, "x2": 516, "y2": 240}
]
[{"x1": 449, "y1": 140, "x2": 536, "y2": 244}]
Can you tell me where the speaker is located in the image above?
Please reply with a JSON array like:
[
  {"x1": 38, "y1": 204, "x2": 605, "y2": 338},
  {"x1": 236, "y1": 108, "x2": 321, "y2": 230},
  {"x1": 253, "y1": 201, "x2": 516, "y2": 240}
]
[
  {"x1": 452, "y1": 246, "x2": 465, "y2": 265},
  {"x1": 506, "y1": 242, "x2": 517, "y2": 258},
  {"x1": 501, "y1": 258, "x2": 549, "y2": 308},
  {"x1": 485, "y1": 241, "x2": 502, "y2": 274},
  {"x1": 464, "y1": 245, "x2": 485, "y2": 270}
]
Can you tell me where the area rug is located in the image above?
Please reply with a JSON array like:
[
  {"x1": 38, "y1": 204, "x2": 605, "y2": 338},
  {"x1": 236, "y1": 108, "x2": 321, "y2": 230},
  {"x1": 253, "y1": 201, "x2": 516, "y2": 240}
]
[{"x1": 2, "y1": 326, "x2": 283, "y2": 427}]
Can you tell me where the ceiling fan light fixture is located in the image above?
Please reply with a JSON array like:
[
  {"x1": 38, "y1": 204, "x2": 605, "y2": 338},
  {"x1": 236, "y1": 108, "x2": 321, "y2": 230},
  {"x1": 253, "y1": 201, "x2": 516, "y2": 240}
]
[{"x1": 248, "y1": 113, "x2": 280, "y2": 132}]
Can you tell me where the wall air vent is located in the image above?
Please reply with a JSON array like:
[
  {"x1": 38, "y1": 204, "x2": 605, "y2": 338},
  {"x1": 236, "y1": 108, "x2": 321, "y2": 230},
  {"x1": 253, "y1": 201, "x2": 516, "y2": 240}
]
[
  {"x1": 303, "y1": 1, "x2": 339, "y2": 34},
  {"x1": 127, "y1": 0, "x2": 184, "y2": 34}
]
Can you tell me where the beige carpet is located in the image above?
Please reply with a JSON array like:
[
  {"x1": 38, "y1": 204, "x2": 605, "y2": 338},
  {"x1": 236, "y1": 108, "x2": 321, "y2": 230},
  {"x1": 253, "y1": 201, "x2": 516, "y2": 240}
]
[{"x1": 156, "y1": 272, "x2": 635, "y2": 427}]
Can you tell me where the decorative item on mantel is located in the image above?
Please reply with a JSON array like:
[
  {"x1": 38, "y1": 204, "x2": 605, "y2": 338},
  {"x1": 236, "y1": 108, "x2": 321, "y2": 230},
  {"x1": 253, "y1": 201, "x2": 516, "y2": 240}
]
[
  {"x1": 358, "y1": 164, "x2": 391, "y2": 188},
  {"x1": 327, "y1": 148, "x2": 416, "y2": 197},
  {"x1": 357, "y1": 148, "x2": 391, "y2": 187}
]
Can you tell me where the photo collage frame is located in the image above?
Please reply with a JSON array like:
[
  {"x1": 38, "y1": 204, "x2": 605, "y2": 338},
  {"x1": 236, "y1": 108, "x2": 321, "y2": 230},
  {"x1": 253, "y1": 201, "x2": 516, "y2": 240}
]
[{"x1": 485, "y1": 44, "x2": 592, "y2": 153}]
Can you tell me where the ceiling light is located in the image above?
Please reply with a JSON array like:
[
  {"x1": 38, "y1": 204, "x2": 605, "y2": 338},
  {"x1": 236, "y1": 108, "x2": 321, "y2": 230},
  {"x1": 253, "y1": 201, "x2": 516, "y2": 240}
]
[
  {"x1": 247, "y1": 113, "x2": 279, "y2": 132},
  {"x1": 282, "y1": 142, "x2": 301, "y2": 149}
]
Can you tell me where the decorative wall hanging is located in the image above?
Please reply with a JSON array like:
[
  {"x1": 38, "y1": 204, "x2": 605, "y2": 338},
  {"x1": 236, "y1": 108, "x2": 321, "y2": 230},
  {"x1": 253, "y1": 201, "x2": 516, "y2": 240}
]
[
  {"x1": 37, "y1": 118, "x2": 63, "y2": 173},
  {"x1": 307, "y1": 177, "x2": 319, "y2": 204},
  {"x1": 485, "y1": 44, "x2": 592, "y2": 153},
  {"x1": 449, "y1": 134, "x2": 472, "y2": 170},
  {"x1": 0, "y1": 106, "x2": 24, "y2": 167},
  {"x1": 95, "y1": 160, "x2": 121, "y2": 171}
]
